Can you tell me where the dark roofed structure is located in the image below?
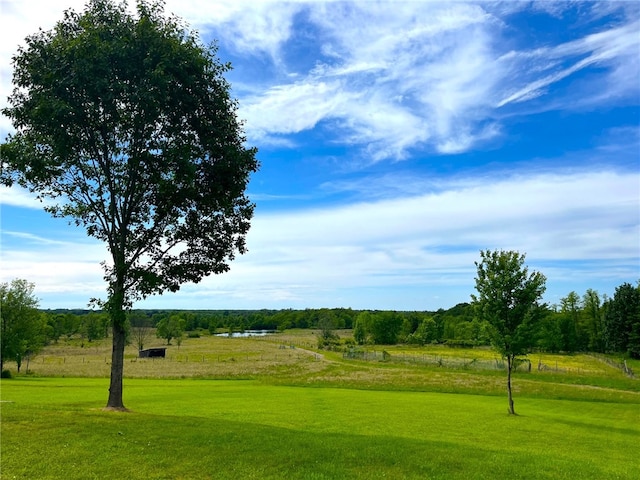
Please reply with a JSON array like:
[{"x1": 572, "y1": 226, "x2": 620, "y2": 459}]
[{"x1": 139, "y1": 347, "x2": 166, "y2": 358}]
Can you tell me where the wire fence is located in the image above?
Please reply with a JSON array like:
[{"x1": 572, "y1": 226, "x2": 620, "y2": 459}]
[
  {"x1": 342, "y1": 349, "x2": 533, "y2": 372},
  {"x1": 589, "y1": 353, "x2": 635, "y2": 377},
  {"x1": 35, "y1": 351, "x2": 323, "y2": 365}
]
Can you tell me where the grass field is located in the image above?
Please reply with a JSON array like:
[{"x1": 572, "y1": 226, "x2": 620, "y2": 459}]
[{"x1": 1, "y1": 330, "x2": 639, "y2": 479}]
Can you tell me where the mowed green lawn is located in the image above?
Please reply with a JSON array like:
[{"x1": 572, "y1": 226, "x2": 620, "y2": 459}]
[{"x1": 2, "y1": 377, "x2": 638, "y2": 479}]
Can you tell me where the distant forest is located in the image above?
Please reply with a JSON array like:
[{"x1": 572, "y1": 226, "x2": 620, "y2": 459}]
[{"x1": 42, "y1": 281, "x2": 640, "y2": 358}]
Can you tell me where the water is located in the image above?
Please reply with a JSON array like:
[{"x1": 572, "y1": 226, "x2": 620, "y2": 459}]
[{"x1": 214, "y1": 330, "x2": 276, "y2": 338}]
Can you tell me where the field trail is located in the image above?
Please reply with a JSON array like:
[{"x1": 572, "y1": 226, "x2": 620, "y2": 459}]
[{"x1": 286, "y1": 345, "x2": 326, "y2": 361}]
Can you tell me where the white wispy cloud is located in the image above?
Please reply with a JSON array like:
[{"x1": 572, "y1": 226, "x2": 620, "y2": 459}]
[
  {"x1": 164, "y1": 169, "x2": 639, "y2": 308},
  {"x1": 0, "y1": 234, "x2": 108, "y2": 304},
  {"x1": 3, "y1": 1, "x2": 638, "y2": 160},
  {"x1": 254, "y1": 171, "x2": 637, "y2": 257},
  {"x1": 241, "y1": 79, "x2": 351, "y2": 137},
  {"x1": 230, "y1": 2, "x2": 639, "y2": 161},
  {"x1": 166, "y1": 0, "x2": 303, "y2": 55},
  {"x1": 497, "y1": 19, "x2": 640, "y2": 108},
  {"x1": 1, "y1": 169, "x2": 637, "y2": 309},
  {"x1": 2, "y1": 230, "x2": 71, "y2": 246},
  {"x1": 0, "y1": 185, "x2": 54, "y2": 209},
  {"x1": 238, "y1": 1, "x2": 503, "y2": 159}
]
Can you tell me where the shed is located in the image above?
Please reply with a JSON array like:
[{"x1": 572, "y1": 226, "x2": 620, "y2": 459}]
[{"x1": 139, "y1": 347, "x2": 166, "y2": 358}]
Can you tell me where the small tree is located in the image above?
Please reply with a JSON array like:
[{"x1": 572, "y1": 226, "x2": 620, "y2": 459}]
[
  {"x1": 317, "y1": 314, "x2": 339, "y2": 350},
  {"x1": 472, "y1": 250, "x2": 546, "y2": 415},
  {"x1": 43, "y1": 313, "x2": 64, "y2": 344},
  {"x1": 81, "y1": 312, "x2": 108, "y2": 342},
  {"x1": 410, "y1": 316, "x2": 438, "y2": 345},
  {"x1": 2, "y1": 0, "x2": 258, "y2": 409},
  {"x1": 0, "y1": 279, "x2": 45, "y2": 373},
  {"x1": 582, "y1": 289, "x2": 605, "y2": 353},
  {"x1": 353, "y1": 312, "x2": 370, "y2": 345},
  {"x1": 129, "y1": 311, "x2": 152, "y2": 351},
  {"x1": 156, "y1": 315, "x2": 185, "y2": 345}
]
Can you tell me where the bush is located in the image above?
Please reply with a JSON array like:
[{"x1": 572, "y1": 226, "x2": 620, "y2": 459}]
[
  {"x1": 405, "y1": 333, "x2": 424, "y2": 345},
  {"x1": 1, "y1": 369, "x2": 13, "y2": 379},
  {"x1": 317, "y1": 335, "x2": 340, "y2": 350},
  {"x1": 445, "y1": 339, "x2": 477, "y2": 348}
]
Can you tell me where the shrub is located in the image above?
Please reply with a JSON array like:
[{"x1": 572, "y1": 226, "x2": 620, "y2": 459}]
[
  {"x1": 342, "y1": 337, "x2": 356, "y2": 347},
  {"x1": 317, "y1": 335, "x2": 340, "y2": 350},
  {"x1": 445, "y1": 339, "x2": 477, "y2": 348},
  {"x1": 1, "y1": 369, "x2": 13, "y2": 379}
]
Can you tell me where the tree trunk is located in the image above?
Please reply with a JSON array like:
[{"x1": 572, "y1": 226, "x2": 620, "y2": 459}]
[
  {"x1": 106, "y1": 320, "x2": 126, "y2": 409},
  {"x1": 106, "y1": 282, "x2": 127, "y2": 410},
  {"x1": 506, "y1": 355, "x2": 515, "y2": 415}
]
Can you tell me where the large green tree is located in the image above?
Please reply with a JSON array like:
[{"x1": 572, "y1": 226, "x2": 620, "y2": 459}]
[
  {"x1": 1, "y1": 0, "x2": 258, "y2": 409},
  {"x1": 373, "y1": 311, "x2": 404, "y2": 345},
  {"x1": 582, "y1": 289, "x2": 605, "y2": 352},
  {"x1": 604, "y1": 282, "x2": 640, "y2": 358},
  {"x1": 353, "y1": 311, "x2": 370, "y2": 344},
  {"x1": 472, "y1": 250, "x2": 546, "y2": 414},
  {"x1": 558, "y1": 291, "x2": 581, "y2": 352},
  {"x1": 0, "y1": 279, "x2": 45, "y2": 373}
]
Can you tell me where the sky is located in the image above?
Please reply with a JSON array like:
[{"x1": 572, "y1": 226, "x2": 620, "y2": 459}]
[{"x1": 0, "y1": 0, "x2": 639, "y2": 312}]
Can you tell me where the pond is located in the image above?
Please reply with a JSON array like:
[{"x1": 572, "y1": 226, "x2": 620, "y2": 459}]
[{"x1": 214, "y1": 330, "x2": 276, "y2": 338}]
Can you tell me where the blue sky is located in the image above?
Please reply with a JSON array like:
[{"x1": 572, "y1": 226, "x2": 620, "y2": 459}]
[{"x1": 1, "y1": 0, "x2": 639, "y2": 311}]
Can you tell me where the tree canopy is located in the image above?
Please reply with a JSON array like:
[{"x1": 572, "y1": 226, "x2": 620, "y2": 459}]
[
  {"x1": 604, "y1": 282, "x2": 640, "y2": 359},
  {"x1": 1, "y1": 0, "x2": 258, "y2": 408},
  {"x1": 0, "y1": 279, "x2": 45, "y2": 373},
  {"x1": 156, "y1": 314, "x2": 185, "y2": 345}
]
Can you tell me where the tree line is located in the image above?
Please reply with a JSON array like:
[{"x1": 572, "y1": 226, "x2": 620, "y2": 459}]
[
  {"x1": 3, "y1": 277, "x2": 638, "y2": 375},
  {"x1": 353, "y1": 282, "x2": 640, "y2": 359}
]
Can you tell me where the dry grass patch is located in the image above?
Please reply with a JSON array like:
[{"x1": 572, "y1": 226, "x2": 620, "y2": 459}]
[{"x1": 24, "y1": 333, "x2": 325, "y2": 379}]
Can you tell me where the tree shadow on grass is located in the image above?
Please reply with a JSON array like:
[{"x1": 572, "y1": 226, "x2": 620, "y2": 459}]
[{"x1": 2, "y1": 408, "x2": 620, "y2": 480}]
